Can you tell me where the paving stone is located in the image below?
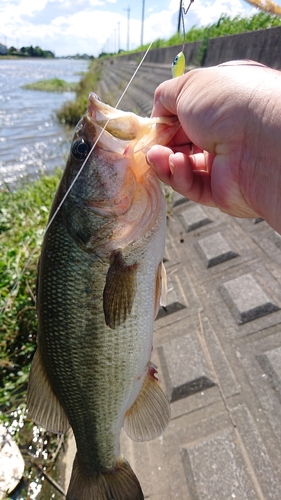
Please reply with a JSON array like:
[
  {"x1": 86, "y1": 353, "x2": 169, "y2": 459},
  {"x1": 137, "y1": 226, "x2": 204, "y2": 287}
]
[
  {"x1": 158, "y1": 333, "x2": 215, "y2": 402},
  {"x1": 257, "y1": 346, "x2": 281, "y2": 404},
  {"x1": 181, "y1": 428, "x2": 257, "y2": 500},
  {"x1": 178, "y1": 205, "x2": 213, "y2": 232},
  {"x1": 220, "y1": 273, "x2": 279, "y2": 324},
  {"x1": 271, "y1": 230, "x2": 281, "y2": 250},
  {"x1": 172, "y1": 191, "x2": 188, "y2": 207},
  {"x1": 239, "y1": 331, "x2": 281, "y2": 456},
  {"x1": 156, "y1": 270, "x2": 187, "y2": 320},
  {"x1": 196, "y1": 231, "x2": 239, "y2": 268},
  {"x1": 232, "y1": 404, "x2": 281, "y2": 498},
  {"x1": 252, "y1": 230, "x2": 281, "y2": 268}
]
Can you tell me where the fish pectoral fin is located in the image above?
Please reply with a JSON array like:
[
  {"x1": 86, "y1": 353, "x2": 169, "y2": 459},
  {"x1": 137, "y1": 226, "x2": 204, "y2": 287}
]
[
  {"x1": 103, "y1": 251, "x2": 138, "y2": 329},
  {"x1": 124, "y1": 363, "x2": 170, "y2": 442},
  {"x1": 154, "y1": 261, "x2": 167, "y2": 318},
  {"x1": 27, "y1": 348, "x2": 70, "y2": 433}
]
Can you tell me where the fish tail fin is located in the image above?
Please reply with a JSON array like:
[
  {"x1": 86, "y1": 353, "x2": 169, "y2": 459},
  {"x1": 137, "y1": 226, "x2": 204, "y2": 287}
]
[{"x1": 66, "y1": 453, "x2": 144, "y2": 500}]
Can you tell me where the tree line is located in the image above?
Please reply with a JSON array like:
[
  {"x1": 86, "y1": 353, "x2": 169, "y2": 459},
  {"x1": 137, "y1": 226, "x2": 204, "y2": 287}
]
[{"x1": 7, "y1": 45, "x2": 55, "y2": 58}]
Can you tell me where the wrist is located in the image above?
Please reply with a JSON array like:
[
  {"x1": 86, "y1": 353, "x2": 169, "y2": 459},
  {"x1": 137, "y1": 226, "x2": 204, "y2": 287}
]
[{"x1": 240, "y1": 68, "x2": 281, "y2": 232}]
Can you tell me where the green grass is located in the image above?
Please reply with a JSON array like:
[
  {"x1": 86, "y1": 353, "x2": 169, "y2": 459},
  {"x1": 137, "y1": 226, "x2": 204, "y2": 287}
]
[
  {"x1": 0, "y1": 171, "x2": 62, "y2": 415},
  {"x1": 56, "y1": 59, "x2": 102, "y2": 126},
  {"x1": 22, "y1": 78, "x2": 77, "y2": 92},
  {"x1": 0, "y1": 170, "x2": 72, "y2": 499}
]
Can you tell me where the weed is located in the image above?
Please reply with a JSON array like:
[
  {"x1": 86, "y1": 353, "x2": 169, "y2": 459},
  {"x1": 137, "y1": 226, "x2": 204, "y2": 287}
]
[{"x1": 22, "y1": 78, "x2": 77, "y2": 92}]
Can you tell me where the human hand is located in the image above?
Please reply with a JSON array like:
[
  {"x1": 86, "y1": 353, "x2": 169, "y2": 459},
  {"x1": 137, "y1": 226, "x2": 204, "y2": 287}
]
[{"x1": 147, "y1": 61, "x2": 281, "y2": 233}]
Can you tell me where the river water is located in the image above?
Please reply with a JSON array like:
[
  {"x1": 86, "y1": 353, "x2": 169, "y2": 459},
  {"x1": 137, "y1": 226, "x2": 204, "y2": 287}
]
[{"x1": 0, "y1": 58, "x2": 89, "y2": 188}]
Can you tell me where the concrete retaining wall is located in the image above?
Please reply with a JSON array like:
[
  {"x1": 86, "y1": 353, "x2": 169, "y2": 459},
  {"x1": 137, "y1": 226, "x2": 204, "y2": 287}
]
[
  {"x1": 203, "y1": 26, "x2": 281, "y2": 68},
  {"x1": 117, "y1": 26, "x2": 281, "y2": 70}
]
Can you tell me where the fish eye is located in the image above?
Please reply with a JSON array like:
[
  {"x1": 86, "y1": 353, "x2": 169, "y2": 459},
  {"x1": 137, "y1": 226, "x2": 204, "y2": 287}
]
[
  {"x1": 172, "y1": 55, "x2": 178, "y2": 66},
  {"x1": 71, "y1": 138, "x2": 90, "y2": 160}
]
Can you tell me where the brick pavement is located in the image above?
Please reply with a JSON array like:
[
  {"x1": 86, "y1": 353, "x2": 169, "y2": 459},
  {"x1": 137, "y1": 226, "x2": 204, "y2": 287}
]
[{"x1": 119, "y1": 197, "x2": 281, "y2": 499}]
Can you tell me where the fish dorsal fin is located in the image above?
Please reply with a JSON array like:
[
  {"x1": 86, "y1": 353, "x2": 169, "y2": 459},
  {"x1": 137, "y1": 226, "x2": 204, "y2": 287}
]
[
  {"x1": 124, "y1": 364, "x2": 170, "y2": 442},
  {"x1": 103, "y1": 251, "x2": 138, "y2": 329},
  {"x1": 27, "y1": 348, "x2": 70, "y2": 433},
  {"x1": 154, "y1": 262, "x2": 167, "y2": 319}
]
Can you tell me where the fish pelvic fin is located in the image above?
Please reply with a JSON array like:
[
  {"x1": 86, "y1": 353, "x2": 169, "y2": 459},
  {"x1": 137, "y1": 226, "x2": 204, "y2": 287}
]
[
  {"x1": 66, "y1": 453, "x2": 144, "y2": 500},
  {"x1": 124, "y1": 363, "x2": 170, "y2": 442},
  {"x1": 27, "y1": 348, "x2": 70, "y2": 433}
]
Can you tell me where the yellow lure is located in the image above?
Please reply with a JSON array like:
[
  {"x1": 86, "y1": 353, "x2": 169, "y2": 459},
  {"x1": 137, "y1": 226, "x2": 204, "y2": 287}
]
[{"x1": 171, "y1": 51, "x2": 186, "y2": 78}]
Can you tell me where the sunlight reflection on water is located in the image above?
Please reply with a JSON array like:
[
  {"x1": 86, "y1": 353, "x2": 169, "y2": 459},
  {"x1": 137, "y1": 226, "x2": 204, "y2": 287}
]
[{"x1": 0, "y1": 59, "x2": 89, "y2": 188}]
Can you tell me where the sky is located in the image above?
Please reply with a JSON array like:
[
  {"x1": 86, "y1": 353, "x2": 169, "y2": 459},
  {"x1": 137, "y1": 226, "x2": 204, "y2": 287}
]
[{"x1": 0, "y1": 0, "x2": 256, "y2": 57}]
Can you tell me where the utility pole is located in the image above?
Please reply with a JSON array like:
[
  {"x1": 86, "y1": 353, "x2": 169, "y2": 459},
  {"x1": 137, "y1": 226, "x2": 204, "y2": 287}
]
[
  {"x1": 177, "y1": 0, "x2": 183, "y2": 33},
  {"x1": 141, "y1": 0, "x2": 145, "y2": 46},
  {"x1": 124, "y1": 6, "x2": 130, "y2": 51},
  {"x1": 118, "y1": 21, "x2": 120, "y2": 52}
]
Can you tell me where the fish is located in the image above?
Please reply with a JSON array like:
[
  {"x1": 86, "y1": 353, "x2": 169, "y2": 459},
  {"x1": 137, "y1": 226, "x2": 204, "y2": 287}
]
[{"x1": 27, "y1": 92, "x2": 180, "y2": 500}]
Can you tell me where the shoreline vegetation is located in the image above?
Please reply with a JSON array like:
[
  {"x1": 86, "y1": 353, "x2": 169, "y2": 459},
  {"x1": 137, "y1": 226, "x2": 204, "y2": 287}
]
[
  {"x1": 1, "y1": 10, "x2": 281, "y2": 497},
  {"x1": 4, "y1": 45, "x2": 55, "y2": 58},
  {"x1": 0, "y1": 172, "x2": 64, "y2": 499},
  {"x1": 22, "y1": 78, "x2": 78, "y2": 92}
]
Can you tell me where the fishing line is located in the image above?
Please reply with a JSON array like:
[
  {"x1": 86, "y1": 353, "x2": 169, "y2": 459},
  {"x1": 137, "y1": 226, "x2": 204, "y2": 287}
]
[
  {"x1": 1, "y1": 42, "x2": 154, "y2": 315},
  {"x1": 181, "y1": 0, "x2": 194, "y2": 51},
  {"x1": 43, "y1": 41, "x2": 154, "y2": 237}
]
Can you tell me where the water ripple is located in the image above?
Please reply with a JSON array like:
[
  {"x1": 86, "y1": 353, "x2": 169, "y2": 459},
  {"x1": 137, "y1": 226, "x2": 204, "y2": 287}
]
[{"x1": 0, "y1": 59, "x2": 88, "y2": 188}]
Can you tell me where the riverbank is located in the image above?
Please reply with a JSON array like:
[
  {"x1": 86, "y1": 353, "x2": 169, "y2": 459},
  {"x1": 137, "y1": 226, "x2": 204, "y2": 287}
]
[{"x1": 0, "y1": 171, "x2": 64, "y2": 499}]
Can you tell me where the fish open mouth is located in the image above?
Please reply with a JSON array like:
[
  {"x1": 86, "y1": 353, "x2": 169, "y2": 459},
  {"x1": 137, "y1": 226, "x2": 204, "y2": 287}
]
[{"x1": 87, "y1": 92, "x2": 180, "y2": 163}]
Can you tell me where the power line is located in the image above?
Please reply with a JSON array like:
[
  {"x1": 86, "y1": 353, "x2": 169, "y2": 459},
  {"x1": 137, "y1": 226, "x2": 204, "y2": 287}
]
[
  {"x1": 123, "y1": 6, "x2": 130, "y2": 51},
  {"x1": 178, "y1": 0, "x2": 183, "y2": 33},
  {"x1": 140, "y1": 0, "x2": 145, "y2": 46}
]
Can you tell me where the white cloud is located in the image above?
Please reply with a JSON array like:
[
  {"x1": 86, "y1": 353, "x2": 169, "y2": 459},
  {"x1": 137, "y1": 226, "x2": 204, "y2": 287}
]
[
  {"x1": 19, "y1": 0, "x2": 48, "y2": 15},
  {"x1": 190, "y1": 0, "x2": 255, "y2": 26},
  {"x1": 88, "y1": 0, "x2": 105, "y2": 5}
]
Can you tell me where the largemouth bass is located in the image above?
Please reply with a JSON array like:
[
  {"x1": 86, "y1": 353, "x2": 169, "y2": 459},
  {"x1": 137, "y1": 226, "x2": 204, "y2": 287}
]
[{"x1": 27, "y1": 93, "x2": 179, "y2": 500}]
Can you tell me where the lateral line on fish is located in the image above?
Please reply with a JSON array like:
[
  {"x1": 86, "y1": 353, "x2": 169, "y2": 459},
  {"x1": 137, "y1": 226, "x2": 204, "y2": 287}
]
[{"x1": 0, "y1": 42, "x2": 154, "y2": 315}]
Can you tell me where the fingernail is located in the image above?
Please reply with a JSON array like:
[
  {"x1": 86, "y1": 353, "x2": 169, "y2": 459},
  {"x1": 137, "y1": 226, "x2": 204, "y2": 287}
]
[{"x1": 146, "y1": 152, "x2": 154, "y2": 168}]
